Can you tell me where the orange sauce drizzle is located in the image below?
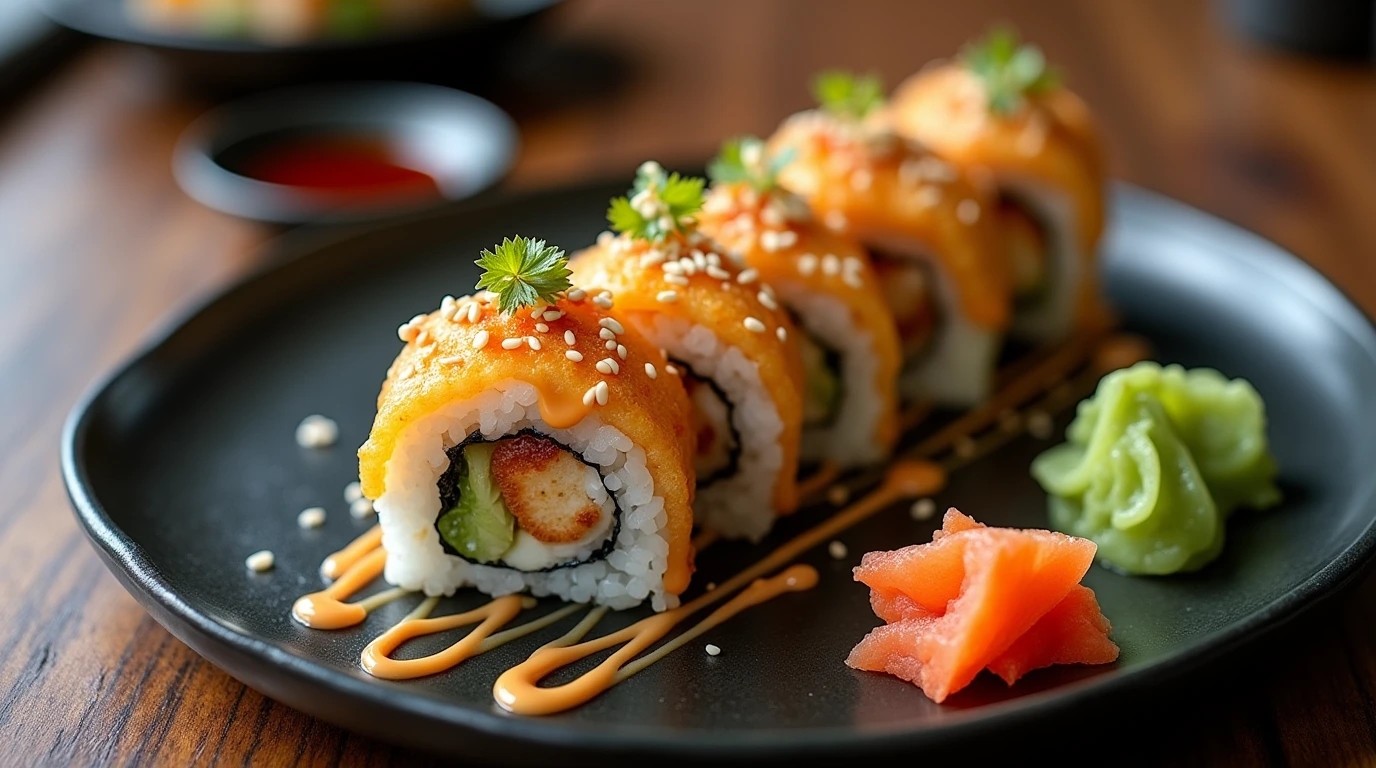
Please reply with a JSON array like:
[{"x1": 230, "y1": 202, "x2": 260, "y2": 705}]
[
  {"x1": 320, "y1": 525, "x2": 383, "y2": 580},
  {"x1": 796, "y1": 460, "x2": 842, "y2": 498},
  {"x1": 492, "y1": 459, "x2": 945, "y2": 715},
  {"x1": 363, "y1": 594, "x2": 534, "y2": 679},
  {"x1": 293, "y1": 547, "x2": 391, "y2": 629},
  {"x1": 535, "y1": 390, "x2": 593, "y2": 430}
]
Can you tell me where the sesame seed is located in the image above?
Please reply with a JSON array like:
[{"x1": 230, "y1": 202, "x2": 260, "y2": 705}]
[
  {"x1": 466, "y1": 304, "x2": 480, "y2": 323},
  {"x1": 344, "y1": 481, "x2": 363, "y2": 503},
  {"x1": 665, "y1": 364, "x2": 679, "y2": 375},
  {"x1": 759, "y1": 230, "x2": 782, "y2": 252},
  {"x1": 597, "y1": 230, "x2": 614, "y2": 246},
  {"x1": 824, "y1": 210, "x2": 848, "y2": 231},
  {"x1": 828, "y1": 541, "x2": 848, "y2": 560},
  {"x1": 439, "y1": 355, "x2": 463, "y2": 365},
  {"x1": 397, "y1": 323, "x2": 419, "y2": 343},
  {"x1": 645, "y1": 363, "x2": 658, "y2": 379},
  {"x1": 350, "y1": 497, "x2": 375, "y2": 518},
  {"x1": 582, "y1": 386, "x2": 597, "y2": 406},
  {"x1": 706, "y1": 265, "x2": 731, "y2": 280},
  {"x1": 737, "y1": 268, "x2": 759, "y2": 285},
  {"x1": 617, "y1": 344, "x2": 628, "y2": 360},
  {"x1": 705, "y1": 644, "x2": 721, "y2": 657},
  {"x1": 524, "y1": 336, "x2": 540, "y2": 351},
  {"x1": 797, "y1": 253, "x2": 818, "y2": 275},
  {"x1": 599, "y1": 318, "x2": 625, "y2": 335},
  {"x1": 656, "y1": 290, "x2": 679, "y2": 303},
  {"x1": 543, "y1": 310, "x2": 563, "y2": 321},
  {"x1": 535, "y1": 322, "x2": 549, "y2": 333},
  {"x1": 568, "y1": 288, "x2": 587, "y2": 302},
  {"x1": 776, "y1": 326, "x2": 787, "y2": 341},
  {"x1": 295, "y1": 415, "x2": 338, "y2": 448},
  {"x1": 957, "y1": 199, "x2": 981, "y2": 225},
  {"x1": 1027, "y1": 410, "x2": 1055, "y2": 439},
  {"x1": 827, "y1": 484, "x2": 850, "y2": 505},
  {"x1": 440, "y1": 305, "x2": 458, "y2": 322},
  {"x1": 566, "y1": 350, "x2": 584, "y2": 362},
  {"x1": 662, "y1": 261, "x2": 684, "y2": 275},
  {"x1": 821, "y1": 254, "x2": 841, "y2": 276},
  {"x1": 640, "y1": 251, "x2": 667, "y2": 268},
  {"x1": 472, "y1": 330, "x2": 490, "y2": 349},
  {"x1": 910, "y1": 498, "x2": 937, "y2": 520},
  {"x1": 679, "y1": 258, "x2": 699, "y2": 276},
  {"x1": 246, "y1": 550, "x2": 274, "y2": 572},
  {"x1": 594, "y1": 295, "x2": 614, "y2": 309},
  {"x1": 605, "y1": 340, "x2": 618, "y2": 350},
  {"x1": 594, "y1": 381, "x2": 609, "y2": 405},
  {"x1": 743, "y1": 317, "x2": 766, "y2": 333},
  {"x1": 721, "y1": 282, "x2": 733, "y2": 291},
  {"x1": 413, "y1": 329, "x2": 431, "y2": 348},
  {"x1": 757, "y1": 291, "x2": 778, "y2": 310},
  {"x1": 564, "y1": 330, "x2": 576, "y2": 345},
  {"x1": 298, "y1": 507, "x2": 326, "y2": 529},
  {"x1": 501, "y1": 338, "x2": 523, "y2": 350},
  {"x1": 664, "y1": 274, "x2": 690, "y2": 286},
  {"x1": 597, "y1": 358, "x2": 620, "y2": 374}
]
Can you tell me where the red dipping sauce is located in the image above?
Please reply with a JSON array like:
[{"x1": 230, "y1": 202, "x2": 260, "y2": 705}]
[{"x1": 219, "y1": 131, "x2": 442, "y2": 203}]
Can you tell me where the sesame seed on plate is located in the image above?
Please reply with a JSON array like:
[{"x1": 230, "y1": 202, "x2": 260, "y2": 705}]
[
  {"x1": 743, "y1": 317, "x2": 766, "y2": 333},
  {"x1": 472, "y1": 330, "x2": 490, "y2": 349},
  {"x1": 828, "y1": 541, "x2": 848, "y2": 560},
  {"x1": 910, "y1": 498, "x2": 936, "y2": 521},
  {"x1": 564, "y1": 330, "x2": 576, "y2": 345},
  {"x1": 566, "y1": 350, "x2": 584, "y2": 362},
  {"x1": 298, "y1": 507, "x2": 326, "y2": 529},
  {"x1": 594, "y1": 381, "x2": 610, "y2": 405},
  {"x1": 705, "y1": 644, "x2": 721, "y2": 657},
  {"x1": 645, "y1": 363, "x2": 658, "y2": 379},
  {"x1": 501, "y1": 338, "x2": 523, "y2": 350},
  {"x1": 737, "y1": 268, "x2": 758, "y2": 285},
  {"x1": 246, "y1": 550, "x2": 274, "y2": 572},
  {"x1": 656, "y1": 290, "x2": 679, "y2": 303},
  {"x1": 344, "y1": 481, "x2": 363, "y2": 503},
  {"x1": 350, "y1": 497, "x2": 375, "y2": 518},
  {"x1": 295, "y1": 415, "x2": 338, "y2": 448}
]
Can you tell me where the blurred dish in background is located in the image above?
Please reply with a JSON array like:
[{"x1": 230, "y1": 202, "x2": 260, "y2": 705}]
[
  {"x1": 173, "y1": 82, "x2": 517, "y2": 224},
  {"x1": 127, "y1": 0, "x2": 472, "y2": 45},
  {"x1": 37, "y1": 0, "x2": 560, "y2": 92}
]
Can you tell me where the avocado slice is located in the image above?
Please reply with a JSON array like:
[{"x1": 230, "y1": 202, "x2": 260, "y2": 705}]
[
  {"x1": 436, "y1": 443, "x2": 515, "y2": 563},
  {"x1": 798, "y1": 331, "x2": 841, "y2": 425}
]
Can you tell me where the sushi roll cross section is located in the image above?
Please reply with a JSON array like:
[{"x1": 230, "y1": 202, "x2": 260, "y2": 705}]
[
  {"x1": 699, "y1": 136, "x2": 903, "y2": 467},
  {"x1": 572, "y1": 163, "x2": 805, "y2": 542},
  {"x1": 358, "y1": 237, "x2": 697, "y2": 612}
]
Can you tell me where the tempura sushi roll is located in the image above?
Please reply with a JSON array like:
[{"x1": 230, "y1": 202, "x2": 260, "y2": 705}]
[
  {"x1": 890, "y1": 27, "x2": 1109, "y2": 342},
  {"x1": 698, "y1": 137, "x2": 902, "y2": 467},
  {"x1": 571, "y1": 162, "x2": 804, "y2": 541},
  {"x1": 769, "y1": 71, "x2": 1011, "y2": 407},
  {"x1": 357, "y1": 237, "x2": 697, "y2": 612}
]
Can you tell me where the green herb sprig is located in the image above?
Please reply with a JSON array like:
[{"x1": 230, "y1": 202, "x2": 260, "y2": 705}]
[
  {"x1": 812, "y1": 70, "x2": 885, "y2": 120},
  {"x1": 959, "y1": 25, "x2": 1060, "y2": 115},
  {"x1": 606, "y1": 161, "x2": 706, "y2": 243},
  {"x1": 707, "y1": 136, "x2": 796, "y2": 193},
  {"x1": 474, "y1": 236, "x2": 572, "y2": 314}
]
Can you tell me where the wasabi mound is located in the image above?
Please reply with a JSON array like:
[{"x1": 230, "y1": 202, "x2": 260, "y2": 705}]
[{"x1": 1031, "y1": 362, "x2": 1281, "y2": 575}]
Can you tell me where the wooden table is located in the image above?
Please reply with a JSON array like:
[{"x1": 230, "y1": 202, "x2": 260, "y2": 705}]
[{"x1": 3, "y1": 1, "x2": 1374, "y2": 764}]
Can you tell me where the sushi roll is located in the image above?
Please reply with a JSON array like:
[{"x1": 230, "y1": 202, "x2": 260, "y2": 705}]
[
  {"x1": 769, "y1": 71, "x2": 1011, "y2": 407},
  {"x1": 890, "y1": 27, "x2": 1109, "y2": 342},
  {"x1": 698, "y1": 136, "x2": 902, "y2": 467},
  {"x1": 571, "y1": 162, "x2": 804, "y2": 541},
  {"x1": 357, "y1": 237, "x2": 697, "y2": 612}
]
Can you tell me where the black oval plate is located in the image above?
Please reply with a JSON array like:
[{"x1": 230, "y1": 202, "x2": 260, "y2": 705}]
[{"x1": 62, "y1": 181, "x2": 1376, "y2": 765}]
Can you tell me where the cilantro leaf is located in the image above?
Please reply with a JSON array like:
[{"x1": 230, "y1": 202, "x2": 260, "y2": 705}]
[
  {"x1": 812, "y1": 70, "x2": 885, "y2": 119},
  {"x1": 959, "y1": 25, "x2": 1060, "y2": 115},
  {"x1": 605, "y1": 161, "x2": 706, "y2": 243},
  {"x1": 707, "y1": 136, "x2": 796, "y2": 192},
  {"x1": 474, "y1": 236, "x2": 572, "y2": 314}
]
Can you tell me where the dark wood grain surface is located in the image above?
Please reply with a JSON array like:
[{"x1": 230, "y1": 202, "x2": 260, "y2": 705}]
[{"x1": 3, "y1": 1, "x2": 1375, "y2": 765}]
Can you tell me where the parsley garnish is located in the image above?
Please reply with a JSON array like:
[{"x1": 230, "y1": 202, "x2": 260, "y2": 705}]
[
  {"x1": 474, "y1": 236, "x2": 572, "y2": 315},
  {"x1": 812, "y1": 70, "x2": 885, "y2": 120},
  {"x1": 606, "y1": 161, "x2": 706, "y2": 243},
  {"x1": 959, "y1": 25, "x2": 1060, "y2": 115},
  {"x1": 707, "y1": 136, "x2": 796, "y2": 193}
]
